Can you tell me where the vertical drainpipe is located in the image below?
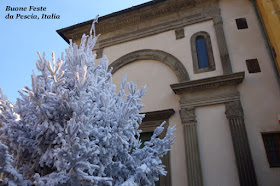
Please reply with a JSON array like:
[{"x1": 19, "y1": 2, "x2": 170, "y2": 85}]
[{"x1": 251, "y1": 0, "x2": 280, "y2": 86}]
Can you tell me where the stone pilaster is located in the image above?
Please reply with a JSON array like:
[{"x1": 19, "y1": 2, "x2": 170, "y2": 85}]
[
  {"x1": 225, "y1": 101, "x2": 258, "y2": 186},
  {"x1": 180, "y1": 107, "x2": 203, "y2": 186},
  {"x1": 213, "y1": 16, "x2": 232, "y2": 75},
  {"x1": 96, "y1": 48, "x2": 104, "y2": 59}
]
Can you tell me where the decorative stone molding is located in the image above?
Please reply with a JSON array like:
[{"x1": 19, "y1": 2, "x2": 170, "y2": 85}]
[
  {"x1": 180, "y1": 89, "x2": 240, "y2": 108},
  {"x1": 170, "y1": 72, "x2": 245, "y2": 94},
  {"x1": 180, "y1": 107, "x2": 196, "y2": 124},
  {"x1": 109, "y1": 49, "x2": 190, "y2": 82},
  {"x1": 97, "y1": 14, "x2": 208, "y2": 49},
  {"x1": 175, "y1": 28, "x2": 185, "y2": 39},
  {"x1": 191, "y1": 31, "x2": 216, "y2": 74},
  {"x1": 95, "y1": 0, "x2": 202, "y2": 34},
  {"x1": 57, "y1": 0, "x2": 209, "y2": 40}
]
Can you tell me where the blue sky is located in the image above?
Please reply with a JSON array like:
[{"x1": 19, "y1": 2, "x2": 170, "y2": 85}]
[{"x1": 0, "y1": 0, "x2": 149, "y2": 104}]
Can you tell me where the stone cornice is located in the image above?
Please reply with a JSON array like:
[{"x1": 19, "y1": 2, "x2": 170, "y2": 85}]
[
  {"x1": 57, "y1": 0, "x2": 212, "y2": 44},
  {"x1": 170, "y1": 72, "x2": 245, "y2": 94},
  {"x1": 141, "y1": 109, "x2": 175, "y2": 122},
  {"x1": 57, "y1": 0, "x2": 166, "y2": 39},
  {"x1": 96, "y1": 1, "x2": 196, "y2": 34},
  {"x1": 95, "y1": 0, "x2": 206, "y2": 35}
]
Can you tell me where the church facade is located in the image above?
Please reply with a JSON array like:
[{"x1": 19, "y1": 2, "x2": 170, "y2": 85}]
[{"x1": 57, "y1": 0, "x2": 280, "y2": 185}]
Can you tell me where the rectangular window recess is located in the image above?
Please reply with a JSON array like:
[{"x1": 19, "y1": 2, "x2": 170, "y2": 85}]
[
  {"x1": 236, "y1": 18, "x2": 248, "y2": 30},
  {"x1": 262, "y1": 132, "x2": 280, "y2": 167},
  {"x1": 246, "y1": 59, "x2": 261, "y2": 73}
]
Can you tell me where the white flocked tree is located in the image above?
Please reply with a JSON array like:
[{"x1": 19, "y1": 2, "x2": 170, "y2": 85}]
[{"x1": 0, "y1": 17, "x2": 175, "y2": 186}]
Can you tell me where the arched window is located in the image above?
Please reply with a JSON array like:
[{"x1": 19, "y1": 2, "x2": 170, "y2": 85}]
[{"x1": 191, "y1": 31, "x2": 216, "y2": 73}]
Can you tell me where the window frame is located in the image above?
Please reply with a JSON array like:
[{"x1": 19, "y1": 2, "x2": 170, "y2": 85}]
[
  {"x1": 262, "y1": 132, "x2": 280, "y2": 168},
  {"x1": 139, "y1": 109, "x2": 174, "y2": 186},
  {"x1": 191, "y1": 31, "x2": 216, "y2": 74}
]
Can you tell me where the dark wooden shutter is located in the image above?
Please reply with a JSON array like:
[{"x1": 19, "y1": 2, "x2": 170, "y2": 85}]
[{"x1": 262, "y1": 133, "x2": 280, "y2": 167}]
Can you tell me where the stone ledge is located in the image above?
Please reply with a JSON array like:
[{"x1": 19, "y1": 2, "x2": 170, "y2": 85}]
[
  {"x1": 142, "y1": 109, "x2": 175, "y2": 122},
  {"x1": 170, "y1": 72, "x2": 245, "y2": 94}
]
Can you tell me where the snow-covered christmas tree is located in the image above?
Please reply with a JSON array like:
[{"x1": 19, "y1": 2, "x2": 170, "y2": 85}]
[{"x1": 0, "y1": 17, "x2": 175, "y2": 186}]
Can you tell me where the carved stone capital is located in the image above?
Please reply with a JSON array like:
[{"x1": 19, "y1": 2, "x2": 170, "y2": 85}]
[
  {"x1": 180, "y1": 107, "x2": 196, "y2": 124},
  {"x1": 225, "y1": 100, "x2": 244, "y2": 118}
]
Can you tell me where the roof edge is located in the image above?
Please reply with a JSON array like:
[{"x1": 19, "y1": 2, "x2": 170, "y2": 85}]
[{"x1": 56, "y1": 0, "x2": 166, "y2": 43}]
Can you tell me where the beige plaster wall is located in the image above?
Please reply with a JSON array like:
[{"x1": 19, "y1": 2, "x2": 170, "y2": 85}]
[
  {"x1": 112, "y1": 59, "x2": 188, "y2": 186},
  {"x1": 196, "y1": 104, "x2": 239, "y2": 186},
  {"x1": 112, "y1": 60, "x2": 180, "y2": 112},
  {"x1": 220, "y1": 0, "x2": 280, "y2": 185}
]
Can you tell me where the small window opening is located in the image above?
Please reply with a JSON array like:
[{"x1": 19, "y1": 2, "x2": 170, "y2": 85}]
[
  {"x1": 246, "y1": 59, "x2": 261, "y2": 73},
  {"x1": 236, "y1": 18, "x2": 248, "y2": 30},
  {"x1": 191, "y1": 31, "x2": 215, "y2": 74}
]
